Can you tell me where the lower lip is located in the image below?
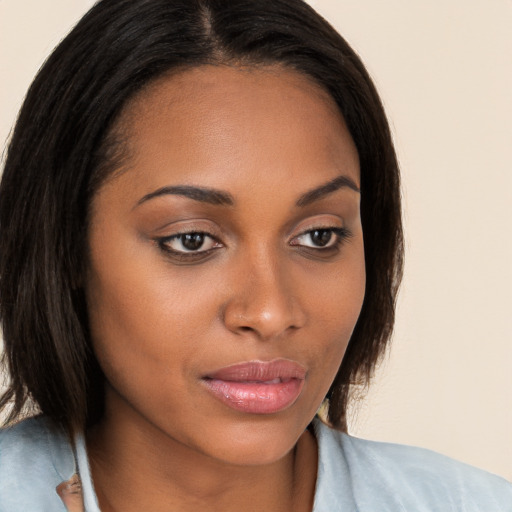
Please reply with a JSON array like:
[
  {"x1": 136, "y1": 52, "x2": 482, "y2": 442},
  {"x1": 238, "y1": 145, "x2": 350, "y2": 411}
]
[{"x1": 202, "y1": 378, "x2": 304, "y2": 414}]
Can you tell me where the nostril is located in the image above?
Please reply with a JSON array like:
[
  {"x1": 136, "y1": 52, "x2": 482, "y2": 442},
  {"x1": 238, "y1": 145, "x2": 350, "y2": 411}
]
[{"x1": 222, "y1": 296, "x2": 306, "y2": 340}]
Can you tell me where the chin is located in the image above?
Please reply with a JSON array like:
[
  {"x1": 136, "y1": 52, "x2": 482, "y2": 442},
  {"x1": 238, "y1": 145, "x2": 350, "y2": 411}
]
[{"x1": 188, "y1": 412, "x2": 310, "y2": 467}]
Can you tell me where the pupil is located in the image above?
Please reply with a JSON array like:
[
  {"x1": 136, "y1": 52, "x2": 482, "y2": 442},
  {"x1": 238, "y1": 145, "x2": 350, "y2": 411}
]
[
  {"x1": 311, "y1": 229, "x2": 332, "y2": 247},
  {"x1": 182, "y1": 233, "x2": 204, "y2": 250}
]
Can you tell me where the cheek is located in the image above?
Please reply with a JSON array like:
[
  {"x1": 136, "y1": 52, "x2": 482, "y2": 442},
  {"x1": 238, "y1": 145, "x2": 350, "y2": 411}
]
[
  {"x1": 295, "y1": 240, "x2": 366, "y2": 392},
  {"x1": 84, "y1": 234, "x2": 248, "y2": 416},
  {"x1": 85, "y1": 264, "x2": 215, "y2": 425},
  {"x1": 308, "y1": 241, "x2": 366, "y2": 338},
  {"x1": 86, "y1": 261, "x2": 214, "y2": 370}
]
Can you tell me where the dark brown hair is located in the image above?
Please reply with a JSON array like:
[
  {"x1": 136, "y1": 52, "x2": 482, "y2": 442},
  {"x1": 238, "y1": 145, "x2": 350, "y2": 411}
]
[{"x1": 0, "y1": 0, "x2": 403, "y2": 434}]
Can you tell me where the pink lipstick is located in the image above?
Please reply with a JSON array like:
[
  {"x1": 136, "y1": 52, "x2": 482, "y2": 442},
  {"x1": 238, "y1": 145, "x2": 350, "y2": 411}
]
[{"x1": 202, "y1": 359, "x2": 306, "y2": 414}]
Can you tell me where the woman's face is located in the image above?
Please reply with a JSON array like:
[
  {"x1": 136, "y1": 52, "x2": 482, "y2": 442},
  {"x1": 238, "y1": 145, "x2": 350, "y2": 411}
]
[{"x1": 86, "y1": 65, "x2": 365, "y2": 465}]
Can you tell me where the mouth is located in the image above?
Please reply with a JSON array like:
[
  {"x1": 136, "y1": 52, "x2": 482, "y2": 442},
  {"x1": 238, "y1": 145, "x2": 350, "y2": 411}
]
[{"x1": 201, "y1": 359, "x2": 307, "y2": 414}]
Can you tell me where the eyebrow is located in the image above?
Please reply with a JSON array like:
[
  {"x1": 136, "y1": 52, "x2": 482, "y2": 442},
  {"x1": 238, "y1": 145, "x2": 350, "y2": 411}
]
[
  {"x1": 295, "y1": 175, "x2": 360, "y2": 207},
  {"x1": 136, "y1": 174, "x2": 359, "y2": 209},
  {"x1": 137, "y1": 185, "x2": 234, "y2": 207}
]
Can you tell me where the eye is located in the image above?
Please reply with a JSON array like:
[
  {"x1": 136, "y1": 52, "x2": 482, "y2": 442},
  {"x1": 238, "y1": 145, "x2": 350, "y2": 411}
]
[
  {"x1": 291, "y1": 227, "x2": 351, "y2": 250},
  {"x1": 157, "y1": 232, "x2": 221, "y2": 255}
]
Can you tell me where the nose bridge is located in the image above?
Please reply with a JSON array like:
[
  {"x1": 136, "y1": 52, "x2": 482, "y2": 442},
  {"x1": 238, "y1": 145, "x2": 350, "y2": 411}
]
[{"x1": 223, "y1": 242, "x2": 305, "y2": 339}]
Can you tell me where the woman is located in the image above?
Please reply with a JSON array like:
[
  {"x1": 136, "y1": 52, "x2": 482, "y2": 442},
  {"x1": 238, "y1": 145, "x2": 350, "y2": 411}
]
[{"x1": 0, "y1": 0, "x2": 510, "y2": 511}]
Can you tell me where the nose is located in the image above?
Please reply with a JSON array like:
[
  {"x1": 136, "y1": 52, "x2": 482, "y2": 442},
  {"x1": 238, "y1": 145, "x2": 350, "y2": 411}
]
[{"x1": 222, "y1": 249, "x2": 306, "y2": 341}]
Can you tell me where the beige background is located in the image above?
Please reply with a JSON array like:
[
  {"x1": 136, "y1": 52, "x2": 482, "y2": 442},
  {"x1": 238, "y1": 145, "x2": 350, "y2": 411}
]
[{"x1": 1, "y1": 0, "x2": 511, "y2": 480}]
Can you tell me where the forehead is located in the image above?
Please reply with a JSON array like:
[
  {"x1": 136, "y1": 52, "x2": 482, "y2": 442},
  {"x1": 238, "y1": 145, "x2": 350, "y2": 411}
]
[
  {"x1": 126, "y1": 64, "x2": 341, "y2": 127},
  {"x1": 99, "y1": 65, "x2": 359, "y2": 205}
]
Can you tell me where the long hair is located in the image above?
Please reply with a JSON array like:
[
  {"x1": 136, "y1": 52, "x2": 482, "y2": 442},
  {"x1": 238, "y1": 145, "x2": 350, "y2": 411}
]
[{"x1": 0, "y1": 0, "x2": 403, "y2": 434}]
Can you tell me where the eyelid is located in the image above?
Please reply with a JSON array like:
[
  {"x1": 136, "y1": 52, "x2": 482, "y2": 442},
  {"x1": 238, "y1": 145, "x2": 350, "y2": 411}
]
[
  {"x1": 166, "y1": 231, "x2": 221, "y2": 249},
  {"x1": 151, "y1": 218, "x2": 224, "y2": 236},
  {"x1": 151, "y1": 219, "x2": 226, "y2": 262},
  {"x1": 290, "y1": 226, "x2": 351, "y2": 245},
  {"x1": 293, "y1": 223, "x2": 344, "y2": 237},
  {"x1": 288, "y1": 214, "x2": 347, "y2": 240},
  {"x1": 155, "y1": 231, "x2": 224, "y2": 264},
  {"x1": 287, "y1": 211, "x2": 346, "y2": 232}
]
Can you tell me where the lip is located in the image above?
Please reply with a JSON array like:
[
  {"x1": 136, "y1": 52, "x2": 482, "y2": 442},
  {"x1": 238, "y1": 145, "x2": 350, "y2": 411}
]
[{"x1": 202, "y1": 359, "x2": 307, "y2": 414}]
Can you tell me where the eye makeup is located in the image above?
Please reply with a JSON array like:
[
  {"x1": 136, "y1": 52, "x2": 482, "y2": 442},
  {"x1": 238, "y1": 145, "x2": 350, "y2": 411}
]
[{"x1": 153, "y1": 224, "x2": 352, "y2": 265}]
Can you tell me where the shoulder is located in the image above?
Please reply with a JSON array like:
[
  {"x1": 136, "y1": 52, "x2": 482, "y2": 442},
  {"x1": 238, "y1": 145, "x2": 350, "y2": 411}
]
[
  {"x1": 313, "y1": 419, "x2": 512, "y2": 512},
  {"x1": 0, "y1": 415, "x2": 75, "y2": 511}
]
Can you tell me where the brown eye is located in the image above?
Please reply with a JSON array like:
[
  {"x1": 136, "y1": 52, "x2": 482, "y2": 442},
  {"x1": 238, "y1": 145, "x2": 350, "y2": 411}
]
[
  {"x1": 309, "y1": 229, "x2": 334, "y2": 247},
  {"x1": 159, "y1": 232, "x2": 220, "y2": 254},
  {"x1": 293, "y1": 228, "x2": 348, "y2": 249},
  {"x1": 181, "y1": 233, "x2": 206, "y2": 251}
]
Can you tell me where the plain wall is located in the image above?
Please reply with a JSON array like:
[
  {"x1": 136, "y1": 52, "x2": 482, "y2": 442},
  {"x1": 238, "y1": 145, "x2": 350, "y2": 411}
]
[{"x1": 1, "y1": 0, "x2": 511, "y2": 480}]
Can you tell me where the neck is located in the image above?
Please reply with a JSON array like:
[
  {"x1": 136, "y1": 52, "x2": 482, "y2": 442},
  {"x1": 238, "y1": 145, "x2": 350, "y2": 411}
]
[{"x1": 86, "y1": 393, "x2": 317, "y2": 512}]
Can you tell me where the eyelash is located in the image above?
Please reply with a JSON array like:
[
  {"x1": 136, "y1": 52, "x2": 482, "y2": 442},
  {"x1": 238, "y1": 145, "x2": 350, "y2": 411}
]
[
  {"x1": 156, "y1": 231, "x2": 222, "y2": 261},
  {"x1": 155, "y1": 226, "x2": 352, "y2": 262}
]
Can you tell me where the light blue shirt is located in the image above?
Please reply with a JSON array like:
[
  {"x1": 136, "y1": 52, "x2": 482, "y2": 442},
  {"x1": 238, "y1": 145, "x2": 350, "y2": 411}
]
[{"x1": 1, "y1": 416, "x2": 511, "y2": 511}]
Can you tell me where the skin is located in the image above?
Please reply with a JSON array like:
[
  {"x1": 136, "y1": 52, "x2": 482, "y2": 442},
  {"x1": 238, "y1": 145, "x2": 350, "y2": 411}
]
[
  {"x1": 85, "y1": 65, "x2": 365, "y2": 512},
  {"x1": 56, "y1": 474, "x2": 84, "y2": 512}
]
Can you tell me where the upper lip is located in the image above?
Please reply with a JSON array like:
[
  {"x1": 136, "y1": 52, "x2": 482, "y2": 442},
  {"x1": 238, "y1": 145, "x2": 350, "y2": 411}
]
[{"x1": 204, "y1": 359, "x2": 307, "y2": 382}]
